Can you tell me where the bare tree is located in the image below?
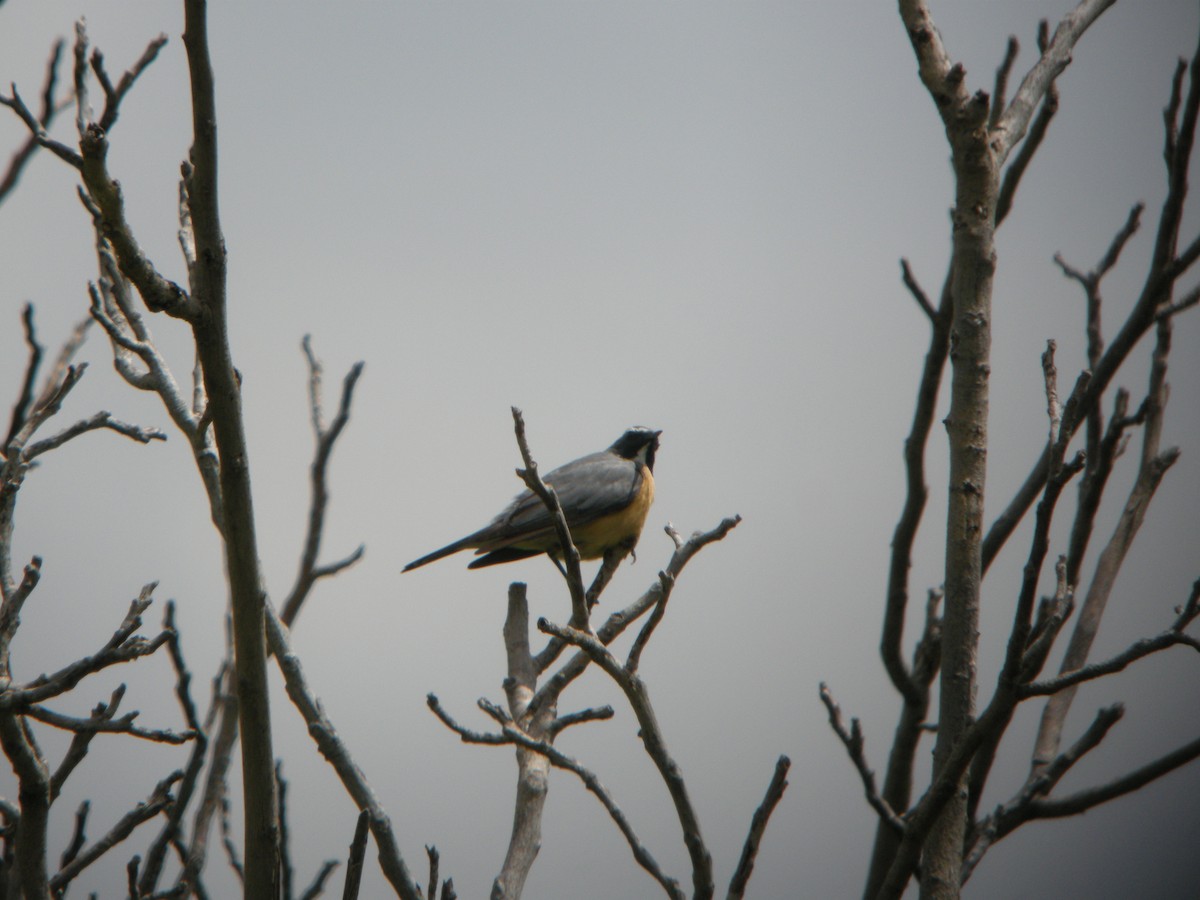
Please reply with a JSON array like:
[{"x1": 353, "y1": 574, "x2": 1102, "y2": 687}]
[{"x1": 823, "y1": 4, "x2": 1200, "y2": 899}]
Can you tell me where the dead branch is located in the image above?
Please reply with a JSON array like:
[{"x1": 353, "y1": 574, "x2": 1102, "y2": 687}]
[
  {"x1": 341, "y1": 810, "x2": 369, "y2": 900},
  {"x1": 280, "y1": 338, "x2": 366, "y2": 625},
  {"x1": 138, "y1": 602, "x2": 212, "y2": 896},
  {"x1": 537, "y1": 616, "x2": 714, "y2": 898},
  {"x1": 89, "y1": 34, "x2": 168, "y2": 132},
  {"x1": 529, "y1": 516, "x2": 740, "y2": 714},
  {"x1": 48, "y1": 770, "x2": 181, "y2": 894},
  {"x1": 899, "y1": 258, "x2": 936, "y2": 322},
  {"x1": 26, "y1": 702, "x2": 192, "y2": 744},
  {"x1": 510, "y1": 407, "x2": 588, "y2": 623},
  {"x1": 49, "y1": 688, "x2": 124, "y2": 801},
  {"x1": 265, "y1": 601, "x2": 421, "y2": 900},
  {"x1": 964, "y1": 704, "x2": 1124, "y2": 881},
  {"x1": 988, "y1": 36, "x2": 1020, "y2": 130},
  {"x1": 727, "y1": 755, "x2": 792, "y2": 900},
  {"x1": 1015, "y1": 732, "x2": 1200, "y2": 821},
  {"x1": 0, "y1": 40, "x2": 68, "y2": 206},
  {"x1": 492, "y1": 581, "x2": 551, "y2": 900},
  {"x1": 1021, "y1": 592, "x2": 1200, "y2": 698},
  {"x1": 819, "y1": 684, "x2": 905, "y2": 835},
  {"x1": 996, "y1": 21, "x2": 1059, "y2": 225},
  {"x1": 982, "y1": 19, "x2": 1200, "y2": 574},
  {"x1": 0, "y1": 83, "x2": 82, "y2": 170},
  {"x1": 496, "y1": 718, "x2": 684, "y2": 900},
  {"x1": 4, "y1": 304, "x2": 43, "y2": 449},
  {"x1": 1031, "y1": 316, "x2": 1181, "y2": 769},
  {"x1": 4, "y1": 587, "x2": 169, "y2": 709},
  {"x1": 59, "y1": 800, "x2": 88, "y2": 872}
]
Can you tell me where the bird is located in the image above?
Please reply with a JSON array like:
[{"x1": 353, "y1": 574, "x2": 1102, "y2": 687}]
[{"x1": 403, "y1": 427, "x2": 662, "y2": 572}]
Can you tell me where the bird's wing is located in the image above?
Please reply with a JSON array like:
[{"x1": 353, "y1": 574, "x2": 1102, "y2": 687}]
[{"x1": 470, "y1": 451, "x2": 642, "y2": 552}]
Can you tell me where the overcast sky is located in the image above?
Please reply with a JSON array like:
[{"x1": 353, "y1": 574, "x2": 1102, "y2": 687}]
[{"x1": 2, "y1": 2, "x2": 1199, "y2": 898}]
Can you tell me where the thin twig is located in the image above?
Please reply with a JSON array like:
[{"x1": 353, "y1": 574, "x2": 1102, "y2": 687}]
[
  {"x1": 48, "y1": 770, "x2": 182, "y2": 894},
  {"x1": 537, "y1": 617, "x2": 714, "y2": 898},
  {"x1": 266, "y1": 602, "x2": 421, "y2": 900},
  {"x1": 511, "y1": 407, "x2": 588, "y2": 624},
  {"x1": 0, "y1": 39, "x2": 69, "y2": 205},
  {"x1": 818, "y1": 684, "x2": 905, "y2": 834},
  {"x1": 281, "y1": 339, "x2": 365, "y2": 625},
  {"x1": 727, "y1": 755, "x2": 791, "y2": 900}
]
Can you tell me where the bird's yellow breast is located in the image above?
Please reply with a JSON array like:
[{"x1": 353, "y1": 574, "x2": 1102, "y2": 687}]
[{"x1": 572, "y1": 465, "x2": 655, "y2": 559}]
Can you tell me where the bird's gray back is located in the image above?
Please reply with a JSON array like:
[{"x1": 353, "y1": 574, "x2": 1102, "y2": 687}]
[{"x1": 470, "y1": 451, "x2": 641, "y2": 548}]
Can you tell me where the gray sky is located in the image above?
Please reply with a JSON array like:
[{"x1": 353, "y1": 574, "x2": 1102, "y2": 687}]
[{"x1": 2, "y1": 2, "x2": 1199, "y2": 897}]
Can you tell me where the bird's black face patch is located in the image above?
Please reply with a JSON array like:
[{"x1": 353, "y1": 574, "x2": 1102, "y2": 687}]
[{"x1": 609, "y1": 427, "x2": 662, "y2": 471}]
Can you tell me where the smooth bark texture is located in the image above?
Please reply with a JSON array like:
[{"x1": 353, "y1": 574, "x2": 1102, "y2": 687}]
[{"x1": 181, "y1": 2, "x2": 280, "y2": 894}]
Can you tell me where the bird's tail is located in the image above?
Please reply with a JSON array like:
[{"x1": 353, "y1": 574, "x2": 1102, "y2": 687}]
[{"x1": 402, "y1": 537, "x2": 475, "y2": 572}]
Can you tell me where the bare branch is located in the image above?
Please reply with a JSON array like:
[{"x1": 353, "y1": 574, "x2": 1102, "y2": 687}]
[
  {"x1": 265, "y1": 602, "x2": 421, "y2": 900},
  {"x1": 0, "y1": 710, "x2": 51, "y2": 896},
  {"x1": 993, "y1": 0, "x2": 1118, "y2": 161},
  {"x1": 1019, "y1": 732, "x2": 1200, "y2": 821},
  {"x1": 1021, "y1": 614, "x2": 1199, "y2": 698},
  {"x1": 50, "y1": 687, "x2": 124, "y2": 801},
  {"x1": 1031, "y1": 316, "x2": 1181, "y2": 767},
  {"x1": 23, "y1": 410, "x2": 166, "y2": 460},
  {"x1": 281, "y1": 339, "x2": 366, "y2": 625},
  {"x1": 78, "y1": 123, "x2": 195, "y2": 319},
  {"x1": 1018, "y1": 556, "x2": 1074, "y2": 683},
  {"x1": 965, "y1": 704, "x2": 1124, "y2": 881},
  {"x1": 493, "y1": 717, "x2": 685, "y2": 900},
  {"x1": 425, "y1": 695, "x2": 507, "y2": 746},
  {"x1": 882, "y1": 266, "x2": 952, "y2": 705},
  {"x1": 4, "y1": 361, "x2": 88, "y2": 457},
  {"x1": 1155, "y1": 280, "x2": 1200, "y2": 320},
  {"x1": 510, "y1": 407, "x2": 588, "y2": 623},
  {"x1": 899, "y1": 258, "x2": 936, "y2": 322},
  {"x1": 997, "y1": 22, "x2": 1059, "y2": 225},
  {"x1": 26, "y1": 702, "x2": 193, "y2": 744},
  {"x1": 48, "y1": 770, "x2": 181, "y2": 894},
  {"x1": 626, "y1": 571, "x2": 674, "y2": 673},
  {"x1": 989, "y1": 36, "x2": 1020, "y2": 130},
  {"x1": 546, "y1": 705, "x2": 614, "y2": 739},
  {"x1": 819, "y1": 684, "x2": 905, "y2": 835},
  {"x1": 89, "y1": 34, "x2": 169, "y2": 132},
  {"x1": 0, "y1": 40, "x2": 68, "y2": 205},
  {"x1": 176, "y1": 657, "x2": 237, "y2": 895},
  {"x1": 537, "y1": 617, "x2": 714, "y2": 898},
  {"x1": 0, "y1": 83, "x2": 83, "y2": 169},
  {"x1": 529, "y1": 515, "x2": 740, "y2": 718},
  {"x1": 492, "y1": 581, "x2": 552, "y2": 900},
  {"x1": 5, "y1": 304, "x2": 43, "y2": 450},
  {"x1": 59, "y1": 800, "x2": 89, "y2": 872},
  {"x1": 297, "y1": 859, "x2": 338, "y2": 900},
  {"x1": 5, "y1": 587, "x2": 170, "y2": 709},
  {"x1": 727, "y1": 755, "x2": 792, "y2": 900},
  {"x1": 138, "y1": 601, "x2": 211, "y2": 897},
  {"x1": 341, "y1": 811, "x2": 369, "y2": 900}
]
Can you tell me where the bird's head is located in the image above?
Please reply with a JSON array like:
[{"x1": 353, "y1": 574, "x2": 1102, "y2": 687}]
[{"x1": 609, "y1": 426, "x2": 662, "y2": 472}]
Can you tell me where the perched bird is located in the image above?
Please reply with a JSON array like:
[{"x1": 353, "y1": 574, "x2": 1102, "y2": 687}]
[{"x1": 403, "y1": 427, "x2": 662, "y2": 571}]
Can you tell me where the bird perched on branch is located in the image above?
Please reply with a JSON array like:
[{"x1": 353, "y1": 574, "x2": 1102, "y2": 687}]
[{"x1": 403, "y1": 427, "x2": 662, "y2": 571}]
